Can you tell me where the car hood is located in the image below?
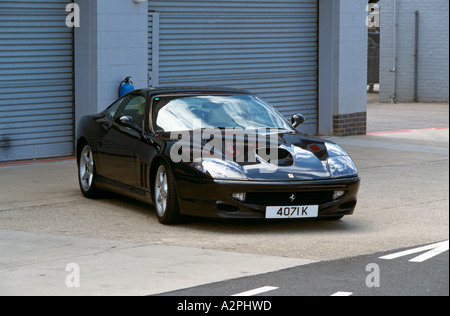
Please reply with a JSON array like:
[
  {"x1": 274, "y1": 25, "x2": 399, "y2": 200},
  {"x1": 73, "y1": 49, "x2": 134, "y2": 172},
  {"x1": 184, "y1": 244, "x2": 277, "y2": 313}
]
[
  {"x1": 239, "y1": 131, "x2": 350, "y2": 181},
  {"x1": 161, "y1": 130, "x2": 353, "y2": 181}
]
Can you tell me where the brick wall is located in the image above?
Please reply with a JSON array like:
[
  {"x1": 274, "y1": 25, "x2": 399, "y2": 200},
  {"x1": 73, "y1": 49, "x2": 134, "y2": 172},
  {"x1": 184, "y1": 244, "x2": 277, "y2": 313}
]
[{"x1": 333, "y1": 112, "x2": 367, "y2": 136}]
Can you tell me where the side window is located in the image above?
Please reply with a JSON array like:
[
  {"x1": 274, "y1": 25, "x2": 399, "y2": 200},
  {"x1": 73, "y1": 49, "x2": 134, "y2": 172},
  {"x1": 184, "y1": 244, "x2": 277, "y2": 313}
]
[
  {"x1": 105, "y1": 98, "x2": 124, "y2": 119},
  {"x1": 115, "y1": 94, "x2": 147, "y2": 128}
]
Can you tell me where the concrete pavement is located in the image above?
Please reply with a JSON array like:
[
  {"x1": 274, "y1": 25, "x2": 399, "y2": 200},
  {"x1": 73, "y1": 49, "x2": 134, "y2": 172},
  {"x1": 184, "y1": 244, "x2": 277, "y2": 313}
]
[
  {"x1": 0, "y1": 229, "x2": 314, "y2": 296},
  {"x1": 367, "y1": 100, "x2": 449, "y2": 133},
  {"x1": 0, "y1": 102, "x2": 448, "y2": 296}
]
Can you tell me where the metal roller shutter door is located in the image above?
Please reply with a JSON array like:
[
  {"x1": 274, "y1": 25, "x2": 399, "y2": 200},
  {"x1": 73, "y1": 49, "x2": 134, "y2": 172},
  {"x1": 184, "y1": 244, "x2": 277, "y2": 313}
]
[
  {"x1": 149, "y1": 0, "x2": 318, "y2": 134},
  {"x1": 0, "y1": 0, "x2": 74, "y2": 162}
]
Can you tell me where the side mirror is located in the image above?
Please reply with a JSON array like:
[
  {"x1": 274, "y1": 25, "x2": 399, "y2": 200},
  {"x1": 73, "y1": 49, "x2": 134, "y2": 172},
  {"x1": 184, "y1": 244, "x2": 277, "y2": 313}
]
[
  {"x1": 117, "y1": 115, "x2": 142, "y2": 133},
  {"x1": 292, "y1": 114, "x2": 306, "y2": 128}
]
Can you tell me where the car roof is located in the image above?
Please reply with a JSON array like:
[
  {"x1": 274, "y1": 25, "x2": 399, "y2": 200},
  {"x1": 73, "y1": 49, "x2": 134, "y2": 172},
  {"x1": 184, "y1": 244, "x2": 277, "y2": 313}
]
[{"x1": 136, "y1": 87, "x2": 253, "y2": 97}]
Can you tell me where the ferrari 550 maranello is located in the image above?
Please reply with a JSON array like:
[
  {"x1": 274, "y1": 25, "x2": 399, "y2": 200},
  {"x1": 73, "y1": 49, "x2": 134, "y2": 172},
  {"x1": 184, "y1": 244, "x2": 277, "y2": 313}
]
[{"x1": 76, "y1": 87, "x2": 360, "y2": 224}]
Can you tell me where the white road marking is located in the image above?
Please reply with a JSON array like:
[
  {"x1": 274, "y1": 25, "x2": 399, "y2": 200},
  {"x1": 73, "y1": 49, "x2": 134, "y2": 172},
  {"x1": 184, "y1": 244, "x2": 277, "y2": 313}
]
[
  {"x1": 379, "y1": 240, "x2": 449, "y2": 263},
  {"x1": 409, "y1": 241, "x2": 449, "y2": 263},
  {"x1": 232, "y1": 286, "x2": 279, "y2": 297},
  {"x1": 331, "y1": 292, "x2": 353, "y2": 296}
]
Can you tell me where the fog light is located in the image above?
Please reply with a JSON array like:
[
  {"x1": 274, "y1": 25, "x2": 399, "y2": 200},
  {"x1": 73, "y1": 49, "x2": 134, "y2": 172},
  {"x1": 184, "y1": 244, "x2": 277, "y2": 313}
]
[
  {"x1": 232, "y1": 193, "x2": 246, "y2": 202},
  {"x1": 333, "y1": 191, "x2": 345, "y2": 200}
]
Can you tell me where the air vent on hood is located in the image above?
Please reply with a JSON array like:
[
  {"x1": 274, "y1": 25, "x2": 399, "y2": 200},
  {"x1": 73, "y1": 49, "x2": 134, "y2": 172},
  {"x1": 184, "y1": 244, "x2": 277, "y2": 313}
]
[{"x1": 256, "y1": 148, "x2": 294, "y2": 167}]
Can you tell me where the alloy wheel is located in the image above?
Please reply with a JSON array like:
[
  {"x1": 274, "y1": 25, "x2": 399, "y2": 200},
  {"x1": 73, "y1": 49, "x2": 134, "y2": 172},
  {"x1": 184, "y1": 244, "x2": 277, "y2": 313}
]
[
  {"x1": 155, "y1": 165, "x2": 168, "y2": 217},
  {"x1": 79, "y1": 145, "x2": 94, "y2": 192}
]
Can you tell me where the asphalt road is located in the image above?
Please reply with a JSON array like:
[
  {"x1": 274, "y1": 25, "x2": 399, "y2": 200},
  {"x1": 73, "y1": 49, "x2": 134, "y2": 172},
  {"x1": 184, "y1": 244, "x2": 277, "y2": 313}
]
[{"x1": 158, "y1": 242, "x2": 449, "y2": 296}]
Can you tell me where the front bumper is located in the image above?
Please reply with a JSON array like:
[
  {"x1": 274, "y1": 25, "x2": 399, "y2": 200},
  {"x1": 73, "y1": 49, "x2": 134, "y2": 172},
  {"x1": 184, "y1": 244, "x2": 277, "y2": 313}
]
[{"x1": 175, "y1": 176, "x2": 361, "y2": 219}]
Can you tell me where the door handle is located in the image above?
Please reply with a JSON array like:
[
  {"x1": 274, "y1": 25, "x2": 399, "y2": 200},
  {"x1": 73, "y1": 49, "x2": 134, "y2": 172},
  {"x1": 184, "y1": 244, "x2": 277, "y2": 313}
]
[
  {"x1": 96, "y1": 117, "x2": 111, "y2": 131},
  {"x1": 141, "y1": 135, "x2": 161, "y2": 151},
  {"x1": 101, "y1": 123, "x2": 110, "y2": 131}
]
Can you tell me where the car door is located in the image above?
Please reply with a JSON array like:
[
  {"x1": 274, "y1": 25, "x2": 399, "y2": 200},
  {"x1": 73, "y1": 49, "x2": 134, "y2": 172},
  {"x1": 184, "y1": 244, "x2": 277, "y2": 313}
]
[{"x1": 97, "y1": 93, "x2": 147, "y2": 188}]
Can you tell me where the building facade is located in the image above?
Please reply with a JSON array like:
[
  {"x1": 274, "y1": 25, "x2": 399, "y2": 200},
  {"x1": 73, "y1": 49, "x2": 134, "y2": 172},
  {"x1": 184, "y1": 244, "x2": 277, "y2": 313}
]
[
  {"x1": 0, "y1": 0, "x2": 368, "y2": 163},
  {"x1": 379, "y1": 0, "x2": 449, "y2": 103}
]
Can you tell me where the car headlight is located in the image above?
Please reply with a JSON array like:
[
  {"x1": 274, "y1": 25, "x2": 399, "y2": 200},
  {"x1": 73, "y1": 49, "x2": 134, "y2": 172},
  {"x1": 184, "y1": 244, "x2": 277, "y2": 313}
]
[
  {"x1": 327, "y1": 156, "x2": 358, "y2": 178},
  {"x1": 191, "y1": 159, "x2": 247, "y2": 180}
]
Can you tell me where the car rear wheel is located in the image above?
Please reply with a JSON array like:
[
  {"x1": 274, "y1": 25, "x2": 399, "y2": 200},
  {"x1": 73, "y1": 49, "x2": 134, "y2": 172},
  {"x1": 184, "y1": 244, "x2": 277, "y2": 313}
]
[
  {"x1": 154, "y1": 162, "x2": 182, "y2": 225},
  {"x1": 78, "y1": 144, "x2": 99, "y2": 198}
]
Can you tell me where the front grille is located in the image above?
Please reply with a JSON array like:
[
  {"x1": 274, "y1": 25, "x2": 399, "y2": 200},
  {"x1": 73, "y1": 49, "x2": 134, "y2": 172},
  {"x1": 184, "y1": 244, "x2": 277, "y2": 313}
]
[{"x1": 245, "y1": 191, "x2": 335, "y2": 206}]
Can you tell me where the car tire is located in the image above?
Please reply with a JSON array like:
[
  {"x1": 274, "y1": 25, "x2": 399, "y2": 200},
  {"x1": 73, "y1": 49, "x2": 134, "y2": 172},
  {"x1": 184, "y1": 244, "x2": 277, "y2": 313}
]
[
  {"x1": 153, "y1": 161, "x2": 183, "y2": 225},
  {"x1": 78, "y1": 144, "x2": 99, "y2": 198}
]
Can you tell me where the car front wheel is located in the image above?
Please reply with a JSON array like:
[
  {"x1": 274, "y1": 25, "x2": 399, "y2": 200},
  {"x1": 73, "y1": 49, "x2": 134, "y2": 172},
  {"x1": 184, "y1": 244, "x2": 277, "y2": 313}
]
[
  {"x1": 154, "y1": 161, "x2": 182, "y2": 225},
  {"x1": 78, "y1": 144, "x2": 99, "y2": 198}
]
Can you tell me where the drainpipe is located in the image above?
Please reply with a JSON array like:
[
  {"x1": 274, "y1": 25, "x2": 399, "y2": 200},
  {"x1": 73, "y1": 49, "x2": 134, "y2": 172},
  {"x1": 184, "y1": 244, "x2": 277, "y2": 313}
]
[
  {"x1": 413, "y1": 11, "x2": 419, "y2": 102},
  {"x1": 391, "y1": 0, "x2": 398, "y2": 103}
]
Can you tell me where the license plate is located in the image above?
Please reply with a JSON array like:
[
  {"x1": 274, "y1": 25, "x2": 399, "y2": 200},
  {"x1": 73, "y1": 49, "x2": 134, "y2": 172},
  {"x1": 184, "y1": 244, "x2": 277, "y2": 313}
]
[{"x1": 266, "y1": 206, "x2": 319, "y2": 219}]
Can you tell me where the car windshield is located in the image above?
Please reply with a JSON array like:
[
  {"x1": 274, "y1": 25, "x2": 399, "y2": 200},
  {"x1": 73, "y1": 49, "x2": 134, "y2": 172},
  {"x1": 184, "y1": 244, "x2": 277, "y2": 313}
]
[{"x1": 152, "y1": 95, "x2": 294, "y2": 132}]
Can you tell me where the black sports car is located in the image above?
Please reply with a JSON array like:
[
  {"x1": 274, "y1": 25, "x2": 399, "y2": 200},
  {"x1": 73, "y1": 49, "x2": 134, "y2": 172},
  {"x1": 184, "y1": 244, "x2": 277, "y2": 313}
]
[{"x1": 76, "y1": 88, "x2": 360, "y2": 224}]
